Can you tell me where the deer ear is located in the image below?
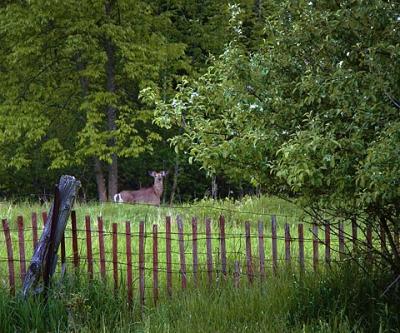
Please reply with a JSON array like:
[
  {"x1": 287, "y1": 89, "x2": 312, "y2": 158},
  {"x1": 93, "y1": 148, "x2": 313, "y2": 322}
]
[
  {"x1": 149, "y1": 171, "x2": 156, "y2": 177},
  {"x1": 161, "y1": 171, "x2": 168, "y2": 177}
]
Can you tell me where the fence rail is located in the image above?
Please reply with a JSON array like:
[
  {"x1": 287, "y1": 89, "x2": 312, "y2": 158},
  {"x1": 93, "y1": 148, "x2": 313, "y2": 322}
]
[{"x1": 1, "y1": 211, "x2": 398, "y2": 304}]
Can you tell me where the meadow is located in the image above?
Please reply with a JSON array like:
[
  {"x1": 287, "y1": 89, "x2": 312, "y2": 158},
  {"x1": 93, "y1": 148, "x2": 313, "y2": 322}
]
[{"x1": 0, "y1": 196, "x2": 398, "y2": 332}]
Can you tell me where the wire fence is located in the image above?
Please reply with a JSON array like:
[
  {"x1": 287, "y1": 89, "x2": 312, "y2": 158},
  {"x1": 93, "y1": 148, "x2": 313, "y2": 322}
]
[{"x1": 0, "y1": 209, "x2": 397, "y2": 305}]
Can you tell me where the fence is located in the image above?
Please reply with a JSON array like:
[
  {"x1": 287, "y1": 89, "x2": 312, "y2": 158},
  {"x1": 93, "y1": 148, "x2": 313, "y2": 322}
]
[{"x1": 0, "y1": 211, "x2": 396, "y2": 304}]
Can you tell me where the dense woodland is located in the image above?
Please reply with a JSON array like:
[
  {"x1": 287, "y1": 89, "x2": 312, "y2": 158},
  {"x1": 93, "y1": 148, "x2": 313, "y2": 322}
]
[
  {"x1": 0, "y1": 0, "x2": 272, "y2": 202},
  {"x1": 1, "y1": 1, "x2": 400, "y2": 272}
]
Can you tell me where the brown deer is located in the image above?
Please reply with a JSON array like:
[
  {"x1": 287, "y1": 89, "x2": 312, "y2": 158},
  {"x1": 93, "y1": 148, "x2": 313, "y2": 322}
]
[{"x1": 113, "y1": 171, "x2": 168, "y2": 206}]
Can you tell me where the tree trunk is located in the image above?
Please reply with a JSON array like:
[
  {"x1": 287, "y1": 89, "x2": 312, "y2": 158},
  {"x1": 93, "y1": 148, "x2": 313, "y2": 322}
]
[
  {"x1": 105, "y1": 0, "x2": 118, "y2": 200},
  {"x1": 77, "y1": 57, "x2": 108, "y2": 202},
  {"x1": 211, "y1": 175, "x2": 218, "y2": 200},
  {"x1": 94, "y1": 157, "x2": 107, "y2": 202},
  {"x1": 169, "y1": 154, "x2": 179, "y2": 206}
]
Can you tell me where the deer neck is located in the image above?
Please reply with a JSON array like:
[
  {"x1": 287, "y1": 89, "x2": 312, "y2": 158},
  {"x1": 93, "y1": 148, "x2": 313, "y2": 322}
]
[{"x1": 153, "y1": 180, "x2": 163, "y2": 197}]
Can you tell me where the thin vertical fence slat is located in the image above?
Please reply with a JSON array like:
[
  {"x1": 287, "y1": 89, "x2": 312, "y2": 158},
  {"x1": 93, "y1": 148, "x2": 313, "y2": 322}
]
[
  {"x1": 271, "y1": 215, "x2": 278, "y2": 274},
  {"x1": 17, "y1": 216, "x2": 26, "y2": 283},
  {"x1": 245, "y1": 222, "x2": 253, "y2": 284},
  {"x1": 312, "y1": 224, "x2": 319, "y2": 272},
  {"x1": 126, "y1": 221, "x2": 133, "y2": 304},
  {"x1": 112, "y1": 223, "x2": 118, "y2": 290},
  {"x1": 192, "y1": 217, "x2": 198, "y2": 288},
  {"x1": 98, "y1": 217, "x2": 106, "y2": 280},
  {"x1": 258, "y1": 221, "x2": 265, "y2": 280},
  {"x1": 71, "y1": 211, "x2": 79, "y2": 269},
  {"x1": 367, "y1": 225, "x2": 373, "y2": 262},
  {"x1": 31, "y1": 212, "x2": 38, "y2": 251},
  {"x1": 206, "y1": 218, "x2": 213, "y2": 285},
  {"x1": 298, "y1": 224, "x2": 305, "y2": 273},
  {"x1": 152, "y1": 224, "x2": 158, "y2": 305},
  {"x1": 177, "y1": 216, "x2": 187, "y2": 290},
  {"x1": 42, "y1": 211, "x2": 48, "y2": 226},
  {"x1": 339, "y1": 222, "x2": 345, "y2": 260},
  {"x1": 219, "y1": 215, "x2": 227, "y2": 278},
  {"x1": 234, "y1": 260, "x2": 240, "y2": 288},
  {"x1": 166, "y1": 216, "x2": 172, "y2": 297},
  {"x1": 2, "y1": 219, "x2": 15, "y2": 295},
  {"x1": 139, "y1": 221, "x2": 145, "y2": 306},
  {"x1": 352, "y1": 218, "x2": 358, "y2": 252},
  {"x1": 284, "y1": 223, "x2": 291, "y2": 265},
  {"x1": 325, "y1": 223, "x2": 331, "y2": 266},
  {"x1": 85, "y1": 215, "x2": 93, "y2": 279}
]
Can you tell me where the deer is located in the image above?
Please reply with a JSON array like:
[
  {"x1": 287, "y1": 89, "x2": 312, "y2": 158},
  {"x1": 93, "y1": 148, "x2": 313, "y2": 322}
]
[{"x1": 113, "y1": 171, "x2": 168, "y2": 206}]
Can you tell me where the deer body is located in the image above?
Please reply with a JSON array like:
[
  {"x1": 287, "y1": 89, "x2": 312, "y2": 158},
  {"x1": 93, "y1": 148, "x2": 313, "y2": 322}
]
[{"x1": 114, "y1": 171, "x2": 167, "y2": 206}]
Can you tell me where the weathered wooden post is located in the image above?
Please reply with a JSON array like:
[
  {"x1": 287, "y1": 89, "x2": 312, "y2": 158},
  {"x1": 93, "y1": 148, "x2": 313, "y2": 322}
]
[{"x1": 22, "y1": 175, "x2": 80, "y2": 297}]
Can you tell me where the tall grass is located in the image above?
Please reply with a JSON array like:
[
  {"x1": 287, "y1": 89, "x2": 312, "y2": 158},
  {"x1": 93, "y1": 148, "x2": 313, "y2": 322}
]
[
  {"x1": 0, "y1": 197, "x2": 398, "y2": 332},
  {"x1": 0, "y1": 263, "x2": 398, "y2": 332}
]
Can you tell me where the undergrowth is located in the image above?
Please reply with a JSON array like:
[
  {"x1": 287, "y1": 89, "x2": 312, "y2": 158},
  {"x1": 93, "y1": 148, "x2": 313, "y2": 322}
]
[{"x1": 0, "y1": 263, "x2": 398, "y2": 332}]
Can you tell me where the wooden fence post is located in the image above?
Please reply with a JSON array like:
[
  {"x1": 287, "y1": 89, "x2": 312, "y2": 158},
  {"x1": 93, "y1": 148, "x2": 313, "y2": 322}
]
[
  {"x1": 312, "y1": 223, "x2": 319, "y2": 272},
  {"x1": 177, "y1": 216, "x2": 187, "y2": 290},
  {"x1": 192, "y1": 217, "x2": 198, "y2": 287},
  {"x1": 258, "y1": 221, "x2": 266, "y2": 281},
  {"x1": 245, "y1": 222, "x2": 253, "y2": 284},
  {"x1": 152, "y1": 224, "x2": 158, "y2": 305},
  {"x1": 206, "y1": 218, "x2": 213, "y2": 285},
  {"x1": 71, "y1": 210, "x2": 79, "y2": 269},
  {"x1": 298, "y1": 224, "x2": 305, "y2": 273},
  {"x1": 42, "y1": 212, "x2": 48, "y2": 226},
  {"x1": 17, "y1": 216, "x2": 26, "y2": 283},
  {"x1": 85, "y1": 215, "x2": 93, "y2": 280},
  {"x1": 23, "y1": 176, "x2": 80, "y2": 298},
  {"x1": 139, "y1": 221, "x2": 145, "y2": 306},
  {"x1": 271, "y1": 215, "x2": 278, "y2": 274},
  {"x1": 112, "y1": 223, "x2": 118, "y2": 290},
  {"x1": 43, "y1": 186, "x2": 61, "y2": 293},
  {"x1": 325, "y1": 223, "x2": 331, "y2": 266},
  {"x1": 284, "y1": 223, "x2": 291, "y2": 266},
  {"x1": 166, "y1": 216, "x2": 172, "y2": 297},
  {"x1": 126, "y1": 221, "x2": 133, "y2": 304},
  {"x1": 219, "y1": 215, "x2": 227, "y2": 278},
  {"x1": 2, "y1": 219, "x2": 15, "y2": 295}
]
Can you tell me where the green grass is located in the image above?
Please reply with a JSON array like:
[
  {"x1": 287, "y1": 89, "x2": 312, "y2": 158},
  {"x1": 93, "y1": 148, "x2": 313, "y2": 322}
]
[
  {"x1": 0, "y1": 196, "x2": 325, "y2": 291},
  {"x1": 0, "y1": 196, "x2": 398, "y2": 332},
  {"x1": 0, "y1": 196, "x2": 374, "y2": 291},
  {"x1": 0, "y1": 264, "x2": 398, "y2": 332}
]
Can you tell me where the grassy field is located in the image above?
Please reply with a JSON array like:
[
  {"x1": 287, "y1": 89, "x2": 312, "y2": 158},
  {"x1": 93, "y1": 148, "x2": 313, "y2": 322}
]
[
  {"x1": 0, "y1": 264, "x2": 398, "y2": 332},
  {"x1": 0, "y1": 196, "x2": 335, "y2": 290},
  {"x1": 0, "y1": 196, "x2": 397, "y2": 332}
]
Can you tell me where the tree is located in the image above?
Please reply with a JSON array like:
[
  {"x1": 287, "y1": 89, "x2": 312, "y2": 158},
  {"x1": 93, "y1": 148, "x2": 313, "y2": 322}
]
[
  {"x1": 0, "y1": 0, "x2": 186, "y2": 201},
  {"x1": 151, "y1": 2, "x2": 400, "y2": 273}
]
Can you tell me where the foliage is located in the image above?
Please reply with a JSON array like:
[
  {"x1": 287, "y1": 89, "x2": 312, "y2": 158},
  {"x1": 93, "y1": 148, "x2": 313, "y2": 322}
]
[{"x1": 151, "y1": 1, "x2": 400, "y2": 271}]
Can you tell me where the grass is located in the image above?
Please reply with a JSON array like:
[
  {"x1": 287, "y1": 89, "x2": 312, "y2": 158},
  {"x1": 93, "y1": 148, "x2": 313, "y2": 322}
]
[
  {"x1": 0, "y1": 196, "x2": 328, "y2": 291},
  {"x1": 0, "y1": 264, "x2": 398, "y2": 332},
  {"x1": 0, "y1": 196, "x2": 397, "y2": 332}
]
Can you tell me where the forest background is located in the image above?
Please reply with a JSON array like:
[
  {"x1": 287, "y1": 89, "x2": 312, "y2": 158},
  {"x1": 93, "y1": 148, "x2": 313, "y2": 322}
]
[
  {"x1": 0, "y1": 0, "x2": 268, "y2": 203},
  {"x1": 0, "y1": 0, "x2": 399, "y2": 220}
]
